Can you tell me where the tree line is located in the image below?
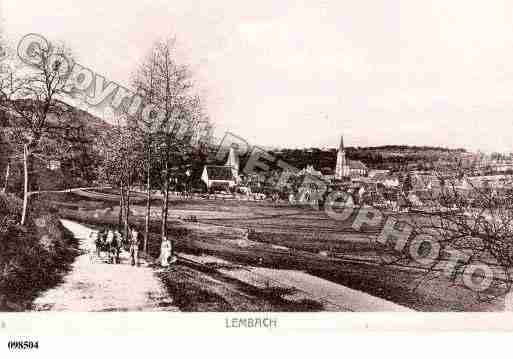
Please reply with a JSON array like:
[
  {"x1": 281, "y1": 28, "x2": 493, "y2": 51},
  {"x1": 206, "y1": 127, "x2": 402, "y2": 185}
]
[{"x1": 0, "y1": 34, "x2": 213, "y2": 251}]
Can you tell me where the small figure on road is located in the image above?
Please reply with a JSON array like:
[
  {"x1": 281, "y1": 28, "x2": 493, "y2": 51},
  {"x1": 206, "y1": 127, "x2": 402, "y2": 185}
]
[
  {"x1": 94, "y1": 228, "x2": 107, "y2": 257},
  {"x1": 114, "y1": 229, "x2": 124, "y2": 250},
  {"x1": 89, "y1": 230, "x2": 99, "y2": 262},
  {"x1": 106, "y1": 230, "x2": 115, "y2": 263},
  {"x1": 110, "y1": 230, "x2": 121, "y2": 264},
  {"x1": 159, "y1": 235, "x2": 173, "y2": 267},
  {"x1": 129, "y1": 227, "x2": 141, "y2": 266}
]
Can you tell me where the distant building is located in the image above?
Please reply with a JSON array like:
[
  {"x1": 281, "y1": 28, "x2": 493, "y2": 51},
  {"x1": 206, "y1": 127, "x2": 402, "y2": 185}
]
[
  {"x1": 372, "y1": 172, "x2": 399, "y2": 188},
  {"x1": 462, "y1": 175, "x2": 512, "y2": 189},
  {"x1": 47, "y1": 160, "x2": 61, "y2": 171},
  {"x1": 320, "y1": 167, "x2": 335, "y2": 181},
  {"x1": 335, "y1": 135, "x2": 349, "y2": 179},
  {"x1": 407, "y1": 192, "x2": 424, "y2": 207},
  {"x1": 201, "y1": 165, "x2": 236, "y2": 191},
  {"x1": 369, "y1": 169, "x2": 390, "y2": 178},
  {"x1": 491, "y1": 162, "x2": 513, "y2": 173},
  {"x1": 299, "y1": 165, "x2": 323, "y2": 178},
  {"x1": 348, "y1": 160, "x2": 368, "y2": 177},
  {"x1": 334, "y1": 135, "x2": 368, "y2": 179},
  {"x1": 225, "y1": 147, "x2": 240, "y2": 181}
]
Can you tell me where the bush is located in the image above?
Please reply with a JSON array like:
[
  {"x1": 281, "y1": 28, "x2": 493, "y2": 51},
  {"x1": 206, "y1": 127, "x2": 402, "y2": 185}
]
[{"x1": 0, "y1": 194, "x2": 78, "y2": 311}]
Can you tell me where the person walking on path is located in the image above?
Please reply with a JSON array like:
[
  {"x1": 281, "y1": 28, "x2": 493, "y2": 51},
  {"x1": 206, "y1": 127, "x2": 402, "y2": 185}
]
[
  {"x1": 106, "y1": 229, "x2": 115, "y2": 263},
  {"x1": 89, "y1": 230, "x2": 99, "y2": 262},
  {"x1": 159, "y1": 235, "x2": 173, "y2": 267},
  {"x1": 129, "y1": 228, "x2": 141, "y2": 266}
]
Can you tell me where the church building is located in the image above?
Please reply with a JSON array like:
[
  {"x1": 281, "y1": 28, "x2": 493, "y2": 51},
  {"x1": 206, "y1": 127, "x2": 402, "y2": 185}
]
[
  {"x1": 200, "y1": 147, "x2": 241, "y2": 191},
  {"x1": 334, "y1": 135, "x2": 368, "y2": 179}
]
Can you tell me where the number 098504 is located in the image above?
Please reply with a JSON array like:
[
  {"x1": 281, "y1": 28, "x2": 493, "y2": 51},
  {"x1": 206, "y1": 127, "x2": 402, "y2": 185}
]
[{"x1": 7, "y1": 340, "x2": 39, "y2": 350}]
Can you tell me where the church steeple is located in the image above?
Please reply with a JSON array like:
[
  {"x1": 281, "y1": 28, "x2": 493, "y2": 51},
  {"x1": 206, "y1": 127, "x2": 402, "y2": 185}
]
[
  {"x1": 335, "y1": 134, "x2": 348, "y2": 180},
  {"x1": 225, "y1": 147, "x2": 240, "y2": 180}
]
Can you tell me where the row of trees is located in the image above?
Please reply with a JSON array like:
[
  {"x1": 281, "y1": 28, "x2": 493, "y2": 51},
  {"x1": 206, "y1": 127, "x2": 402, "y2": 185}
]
[
  {"x1": 96, "y1": 39, "x2": 213, "y2": 250},
  {"x1": 266, "y1": 147, "x2": 469, "y2": 174},
  {"x1": 0, "y1": 34, "x2": 213, "y2": 252}
]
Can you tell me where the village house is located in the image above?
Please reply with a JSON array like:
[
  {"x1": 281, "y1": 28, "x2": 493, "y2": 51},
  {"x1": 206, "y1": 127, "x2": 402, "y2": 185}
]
[
  {"x1": 368, "y1": 169, "x2": 390, "y2": 178},
  {"x1": 371, "y1": 173, "x2": 399, "y2": 188},
  {"x1": 200, "y1": 146, "x2": 243, "y2": 192},
  {"x1": 201, "y1": 165, "x2": 236, "y2": 191},
  {"x1": 490, "y1": 161, "x2": 513, "y2": 173},
  {"x1": 299, "y1": 165, "x2": 323, "y2": 178},
  {"x1": 47, "y1": 160, "x2": 61, "y2": 171}
]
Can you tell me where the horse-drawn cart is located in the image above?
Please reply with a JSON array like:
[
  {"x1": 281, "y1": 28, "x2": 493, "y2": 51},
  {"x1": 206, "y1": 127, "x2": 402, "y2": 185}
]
[{"x1": 93, "y1": 229, "x2": 122, "y2": 264}]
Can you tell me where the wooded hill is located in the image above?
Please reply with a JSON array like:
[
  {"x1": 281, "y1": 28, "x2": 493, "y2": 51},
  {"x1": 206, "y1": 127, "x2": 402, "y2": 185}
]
[
  {"x1": 267, "y1": 146, "x2": 468, "y2": 173},
  {"x1": 0, "y1": 100, "x2": 110, "y2": 193}
]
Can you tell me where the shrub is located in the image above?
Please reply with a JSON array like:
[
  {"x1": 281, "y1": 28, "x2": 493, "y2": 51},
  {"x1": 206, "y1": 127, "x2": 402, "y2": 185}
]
[{"x1": 0, "y1": 194, "x2": 78, "y2": 311}]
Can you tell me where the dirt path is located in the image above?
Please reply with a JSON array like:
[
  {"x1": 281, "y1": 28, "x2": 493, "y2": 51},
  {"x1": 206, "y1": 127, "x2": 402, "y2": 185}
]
[{"x1": 33, "y1": 220, "x2": 178, "y2": 312}]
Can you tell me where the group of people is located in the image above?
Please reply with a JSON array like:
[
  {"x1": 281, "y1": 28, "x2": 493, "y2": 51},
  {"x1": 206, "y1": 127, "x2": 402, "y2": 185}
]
[
  {"x1": 90, "y1": 226, "x2": 175, "y2": 267},
  {"x1": 91, "y1": 227, "x2": 142, "y2": 266},
  {"x1": 90, "y1": 228, "x2": 120, "y2": 264}
]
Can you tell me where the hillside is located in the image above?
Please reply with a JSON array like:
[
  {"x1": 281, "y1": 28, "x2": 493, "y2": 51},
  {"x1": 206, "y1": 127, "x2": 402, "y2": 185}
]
[
  {"x1": 0, "y1": 100, "x2": 113, "y2": 192},
  {"x1": 0, "y1": 193, "x2": 78, "y2": 310},
  {"x1": 264, "y1": 146, "x2": 468, "y2": 173}
]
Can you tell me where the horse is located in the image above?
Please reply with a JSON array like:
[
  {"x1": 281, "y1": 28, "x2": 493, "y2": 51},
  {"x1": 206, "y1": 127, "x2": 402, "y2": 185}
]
[
  {"x1": 94, "y1": 229, "x2": 107, "y2": 257},
  {"x1": 105, "y1": 230, "x2": 122, "y2": 264},
  {"x1": 108, "y1": 232, "x2": 121, "y2": 264},
  {"x1": 93, "y1": 228, "x2": 121, "y2": 264}
]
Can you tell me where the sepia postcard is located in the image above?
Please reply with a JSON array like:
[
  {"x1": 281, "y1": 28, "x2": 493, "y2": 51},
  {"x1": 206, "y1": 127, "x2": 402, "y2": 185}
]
[{"x1": 2, "y1": 0, "x2": 513, "y2": 351}]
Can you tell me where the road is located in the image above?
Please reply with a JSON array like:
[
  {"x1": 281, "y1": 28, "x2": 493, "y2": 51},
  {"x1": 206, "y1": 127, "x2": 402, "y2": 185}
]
[
  {"x1": 33, "y1": 220, "x2": 178, "y2": 312},
  {"x1": 56, "y1": 189, "x2": 509, "y2": 311},
  {"x1": 31, "y1": 219, "x2": 413, "y2": 312}
]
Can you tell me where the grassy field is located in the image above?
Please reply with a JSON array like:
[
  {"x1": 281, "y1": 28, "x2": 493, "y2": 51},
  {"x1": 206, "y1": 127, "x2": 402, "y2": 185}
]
[{"x1": 43, "y1": 191, "x2": 508, "y2": 311}]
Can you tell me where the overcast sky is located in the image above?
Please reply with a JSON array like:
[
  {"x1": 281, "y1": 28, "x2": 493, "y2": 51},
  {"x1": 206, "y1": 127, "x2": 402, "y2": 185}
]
[{"x1": 3, "y1": 0, "x2": 513, "y2": 152}]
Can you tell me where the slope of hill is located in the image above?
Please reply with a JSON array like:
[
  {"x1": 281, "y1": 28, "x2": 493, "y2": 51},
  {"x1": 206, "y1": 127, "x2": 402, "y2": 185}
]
[
  {"x1": 0, "y1": 193, "x2": 78, "y2": 310},
  {"x1": 213, "y1": 145, "x2": 469, "y2": 174},
  {"x1": 0, "y1": 100, "x2": 113, "y2": 192}
]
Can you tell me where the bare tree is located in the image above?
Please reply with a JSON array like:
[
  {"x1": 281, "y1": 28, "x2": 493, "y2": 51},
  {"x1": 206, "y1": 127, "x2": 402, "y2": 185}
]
[
  {"x1": 0, "y1": 38, "x2": 18, "y2": 194},
  {"x1": 377, "y1": 163, "x2": 513, "y2": 302},
  {"x1": 0, "y1": 123, "x2": 15, "y2": 194},
  {"x1": 131, "y1": 39, "x2": 209, "y2": 250},
  {"x1": 97, "y1": 119, "x2": 144, "y2": 237},
  {"x1": 0, "y1": 38, "x2": 73, "y2": 224},
  {"x1": 131, "y1": 49, "x2": 159, "y2": 253}
]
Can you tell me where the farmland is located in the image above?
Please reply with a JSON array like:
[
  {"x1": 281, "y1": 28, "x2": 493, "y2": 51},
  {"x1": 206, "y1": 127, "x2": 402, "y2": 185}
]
[{"x1": 44, "y1": 191, "x2": 507, "y2": 311}]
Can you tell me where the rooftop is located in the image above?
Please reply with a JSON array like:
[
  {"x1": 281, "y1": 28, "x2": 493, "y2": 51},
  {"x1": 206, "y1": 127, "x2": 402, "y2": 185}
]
[{"x1": 204, "y1": 166, "x2": 235, "y2": 181}]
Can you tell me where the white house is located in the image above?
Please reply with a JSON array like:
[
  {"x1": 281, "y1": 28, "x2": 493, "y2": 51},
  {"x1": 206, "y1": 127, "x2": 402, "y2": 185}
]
[
  {"x1": 47, "y1": 160, "x2": 61, "y2": 171},
  {"x1": 201, "y1": 165, "x2": 236, "y2": 191}
]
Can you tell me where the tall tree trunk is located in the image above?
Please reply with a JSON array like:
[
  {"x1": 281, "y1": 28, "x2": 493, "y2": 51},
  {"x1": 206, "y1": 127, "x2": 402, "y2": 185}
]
[
  {"x1": 161, "y1": 179, "x2": 170, "y2": 239},
  {"x1": 124, "y1": 178, "x2": 131, "y2": 236},
  {"x1": 126, "y1": 182, "x2": 131, "y2": 217},
  {"x1": 21, "y1": 145, "x2": 30, "y2": 225},
  {"x1": 144, "y1": 164, "x2": 151, "y2": 253},
  {"x1": 161, "y1": 163, "x2": 170, "y2": 239},
  {"x1": 123, "y1": 191, "x2": 128, "y2": 239},
  {"x1": 119, "y1": 182, "x2": 124, "y2": 228},
  {"x1": 2, "y1": 161, "x2": 10, "y2": 193}
]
